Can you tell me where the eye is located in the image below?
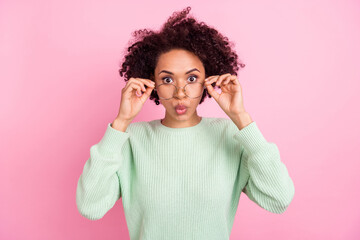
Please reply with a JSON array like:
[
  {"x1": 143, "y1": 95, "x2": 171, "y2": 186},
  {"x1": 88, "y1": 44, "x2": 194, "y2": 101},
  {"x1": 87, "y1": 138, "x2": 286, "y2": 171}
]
[
  {"x1": 161, "y1": 75, "x2": 198, "y2": 84},
  {"x1": 188, "y1": 75, "x2": 198, "y2": 82},
  {"x1": 161, "y1": 77, "x2": 173, "y2": 84}
]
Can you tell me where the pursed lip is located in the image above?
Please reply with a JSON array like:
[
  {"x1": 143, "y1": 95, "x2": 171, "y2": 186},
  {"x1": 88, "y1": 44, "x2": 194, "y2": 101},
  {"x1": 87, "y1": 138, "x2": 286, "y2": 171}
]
[{"x1": 175, "y1": 104, "x2": 187, "y2": 110}]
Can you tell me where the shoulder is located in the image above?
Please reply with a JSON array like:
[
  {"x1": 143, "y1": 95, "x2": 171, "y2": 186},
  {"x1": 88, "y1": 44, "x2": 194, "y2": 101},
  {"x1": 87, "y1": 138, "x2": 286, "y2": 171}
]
[
  {"x1": 126, "y1": 120, "x2": 151, "y2": 133},
  {"x1": 204, "y1": 117, "x2": 242, "y2": 151},
  {"x1": 201, "y1": 117, "x2": 240, "y2": 143},
  {"x1": 126, "y1": 119, "x2": 163, "y2": 136}
]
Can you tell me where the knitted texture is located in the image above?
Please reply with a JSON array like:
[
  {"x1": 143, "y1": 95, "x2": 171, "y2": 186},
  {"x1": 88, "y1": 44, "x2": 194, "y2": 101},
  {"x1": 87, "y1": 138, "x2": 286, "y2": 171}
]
[{"x1": 76, "y1": 117, "x2": 295, "y2": 239}]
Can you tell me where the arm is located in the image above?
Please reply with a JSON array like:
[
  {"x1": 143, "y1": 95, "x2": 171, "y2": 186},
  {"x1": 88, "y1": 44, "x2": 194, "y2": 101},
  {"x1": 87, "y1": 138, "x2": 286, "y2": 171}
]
[
  {"x1": 234, "y1": 122, "x2": 295, "y2": 214},
  {"x1": 76, "y1": 123, "x2": 130, "y2": 220}
]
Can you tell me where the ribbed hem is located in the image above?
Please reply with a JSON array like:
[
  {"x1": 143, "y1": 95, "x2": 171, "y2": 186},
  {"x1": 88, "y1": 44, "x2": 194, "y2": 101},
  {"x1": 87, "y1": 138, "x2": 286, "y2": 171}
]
[
  {"x1": 232, "y1": 121, "x2": 268, "y2": 153},
  {"x1": 97, "y1": 123, "x2": 130, "y2": 154}
]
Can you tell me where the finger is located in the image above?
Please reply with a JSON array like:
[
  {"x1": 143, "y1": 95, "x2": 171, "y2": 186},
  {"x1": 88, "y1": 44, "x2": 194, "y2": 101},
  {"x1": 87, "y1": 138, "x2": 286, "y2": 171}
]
[
  {"x1": 127, "y1": 80, "x2": 147, "y2": 96},
  {"x1": 140, "y1": 83, "x2": 154, "y2": 102},
  {"x1": 205, "y1": 76, "x2": 219, "y2": 85},
  {"x1": 222, "y1": 75, "x2": 232, "y2": 85},
  {"x1": 128, "y1": 78, "x2": 153, "y2": 92},
  {"x1": 135, "y1": 78, "x2": 150, "y2": 92},
  {"x1": 127, "y1": 84, "x2": 142, "y2": 96},
  {"x1": 205, "y1": 78, "x2": 216, "y2": 90},
  {"x1": 205, "y1": 75, "x2": 220, "y2": 83},
  {"x1": 205, "y1": 75, "x2": 219, "y2": 82},
  {"x1": 130, "y1": 78, "x2": 150, "y2": 92},
  {"x1": 136, "y1": 78, "x2": 156, "y2": 88},
  {"x1": 228, "y1": 75, "x2": 239, "y2": 85},
  {"x1": 205, "y1": 79, "x2": 220, "y2": 101},
  {"x1": 125, "y1": 78, "x2": 142, "y2": 92},
  {"x1": 216, "y1": 73, "x2": 231, "y2": 86}
]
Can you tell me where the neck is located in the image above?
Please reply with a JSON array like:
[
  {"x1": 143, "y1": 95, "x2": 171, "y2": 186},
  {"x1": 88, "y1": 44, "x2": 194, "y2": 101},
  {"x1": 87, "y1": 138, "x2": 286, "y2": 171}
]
[{"x1": 161, "y1": 114, "x2": 202, "y2": 128}]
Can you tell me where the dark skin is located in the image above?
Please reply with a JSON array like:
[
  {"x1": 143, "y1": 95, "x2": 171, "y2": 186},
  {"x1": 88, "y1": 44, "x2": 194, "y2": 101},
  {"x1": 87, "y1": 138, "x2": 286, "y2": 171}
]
[
  {"x1": 153, "y1": 48, "x2": 253, "y2": 129},
  {"x1": 114, "y1": 48, "x2": 253, "y2": 131},
  {"x1": 153, "y1": 49, "x2": 205, "y2": 128}
]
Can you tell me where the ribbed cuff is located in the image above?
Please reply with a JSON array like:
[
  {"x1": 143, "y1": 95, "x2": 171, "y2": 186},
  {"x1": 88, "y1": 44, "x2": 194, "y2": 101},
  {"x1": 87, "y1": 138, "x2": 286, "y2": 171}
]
[
  {"x1": 97, "y1": 123, "x2": 130, "y2": 154},
  {"x1": 232, "y1": 121, "x2": 268, "y2": 153}
]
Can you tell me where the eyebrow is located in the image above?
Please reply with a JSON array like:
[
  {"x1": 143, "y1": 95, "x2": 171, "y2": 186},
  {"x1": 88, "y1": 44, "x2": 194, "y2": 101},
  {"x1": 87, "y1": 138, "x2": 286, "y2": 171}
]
[{"x1": 158, "y1": 68, "x2": 200, "y2": 76}]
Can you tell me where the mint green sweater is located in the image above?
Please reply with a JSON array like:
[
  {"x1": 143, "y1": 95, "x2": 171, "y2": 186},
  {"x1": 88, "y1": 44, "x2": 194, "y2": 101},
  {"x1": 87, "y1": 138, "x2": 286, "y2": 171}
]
[{"x1": 76, "y1": 117, "x2": 295, "y2": 239}]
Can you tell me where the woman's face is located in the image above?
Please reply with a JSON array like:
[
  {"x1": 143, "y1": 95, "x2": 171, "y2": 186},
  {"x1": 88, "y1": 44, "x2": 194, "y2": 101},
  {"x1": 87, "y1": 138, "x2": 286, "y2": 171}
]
[{"x1": 154, "y1": 48, "x2": 206, "y2": 127}]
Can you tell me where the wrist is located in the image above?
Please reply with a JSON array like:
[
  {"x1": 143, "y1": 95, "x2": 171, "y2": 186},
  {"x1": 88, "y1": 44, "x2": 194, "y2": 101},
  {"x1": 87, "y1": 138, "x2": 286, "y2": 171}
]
[
  {"x1": 231, "y1": 112, "x2": 253, "y2": 130},
  {"x1": 111, "y1": 118, "x2": 132, "y2": 132}
]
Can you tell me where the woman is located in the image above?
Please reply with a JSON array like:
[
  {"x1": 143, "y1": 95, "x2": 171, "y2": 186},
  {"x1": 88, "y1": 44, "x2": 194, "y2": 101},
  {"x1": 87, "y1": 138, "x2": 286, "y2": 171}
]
[{"x1": 76, "y1": 6, "x2": 295, "y2": 240}]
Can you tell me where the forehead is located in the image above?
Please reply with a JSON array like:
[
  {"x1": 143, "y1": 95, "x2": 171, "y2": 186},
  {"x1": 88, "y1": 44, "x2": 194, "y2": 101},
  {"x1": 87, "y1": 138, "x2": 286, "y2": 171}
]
[{"x1": 155, "y1": 49, "x2": 204, "y2": 74}]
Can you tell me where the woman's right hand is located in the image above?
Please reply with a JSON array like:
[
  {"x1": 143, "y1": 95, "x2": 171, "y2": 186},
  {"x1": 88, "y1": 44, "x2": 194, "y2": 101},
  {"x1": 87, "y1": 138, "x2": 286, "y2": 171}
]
[{"x1": 116, "y1": 77, "x2": 155, "y2": 122}]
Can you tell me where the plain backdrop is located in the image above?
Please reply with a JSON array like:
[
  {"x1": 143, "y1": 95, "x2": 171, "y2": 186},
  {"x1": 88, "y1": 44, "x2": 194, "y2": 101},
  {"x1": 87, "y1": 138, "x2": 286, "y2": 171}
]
[{"x1": 1, "y1": 0, "x2": 359, "y2": 239}]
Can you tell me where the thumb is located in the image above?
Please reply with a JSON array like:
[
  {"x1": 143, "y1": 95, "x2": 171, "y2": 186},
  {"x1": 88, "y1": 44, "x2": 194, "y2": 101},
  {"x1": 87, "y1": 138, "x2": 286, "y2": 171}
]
[
  {"x1": 205, "y1": 82, "x2": 220, "y2": 102},
  {"x1": 140, "y1": 86, "x2": 154, "y2": 102}
]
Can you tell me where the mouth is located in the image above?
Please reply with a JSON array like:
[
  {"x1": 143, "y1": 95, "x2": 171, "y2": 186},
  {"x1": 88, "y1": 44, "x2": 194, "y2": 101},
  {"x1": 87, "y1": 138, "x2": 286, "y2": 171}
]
[{"x1": 175, "y1": 104, "x2": 187, "y2": 115}]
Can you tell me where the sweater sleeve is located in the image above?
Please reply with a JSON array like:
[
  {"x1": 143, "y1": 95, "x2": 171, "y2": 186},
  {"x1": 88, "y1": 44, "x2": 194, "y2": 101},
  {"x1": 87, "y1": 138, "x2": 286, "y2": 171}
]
[
  {"x1": 76, "y1": 123, "x2": 130, "y2": 220},
  {"x1": 233, "y1": 121, "x2": 295, "y2": 214}
]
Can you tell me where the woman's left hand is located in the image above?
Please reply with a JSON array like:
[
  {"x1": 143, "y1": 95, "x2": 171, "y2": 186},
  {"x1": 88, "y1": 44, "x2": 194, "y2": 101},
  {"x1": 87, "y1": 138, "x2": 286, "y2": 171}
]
[{"x1": 204, "y1": 73, "x2": 247, "y2": 118}]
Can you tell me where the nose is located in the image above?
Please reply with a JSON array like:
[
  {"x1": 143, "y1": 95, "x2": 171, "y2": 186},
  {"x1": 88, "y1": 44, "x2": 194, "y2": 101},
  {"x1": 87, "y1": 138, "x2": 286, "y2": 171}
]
[{"x1": 173, "y1": 84, "x2": 187, "y2": 99}]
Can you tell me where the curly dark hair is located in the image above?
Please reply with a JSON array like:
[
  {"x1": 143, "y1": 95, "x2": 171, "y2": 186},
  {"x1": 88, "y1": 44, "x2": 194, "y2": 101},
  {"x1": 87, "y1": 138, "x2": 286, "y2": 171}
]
[{"x1": 118, "y1": 6, "x2": 246, "y2": 105}]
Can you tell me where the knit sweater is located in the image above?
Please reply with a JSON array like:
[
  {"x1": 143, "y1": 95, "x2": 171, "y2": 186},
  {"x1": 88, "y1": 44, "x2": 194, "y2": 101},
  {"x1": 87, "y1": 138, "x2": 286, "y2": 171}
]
[{"x1": 76, "y1": 117, "x2": 295, "y2": 240}]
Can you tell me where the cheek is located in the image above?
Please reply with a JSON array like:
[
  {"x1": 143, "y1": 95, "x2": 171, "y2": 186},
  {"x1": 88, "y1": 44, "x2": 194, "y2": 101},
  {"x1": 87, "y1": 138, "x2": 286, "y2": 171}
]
[
  {"x1": 192, "y1": 97, "x2": 202, "y2": 105},
  {"x1": 159, "y1": 100, "x2": 172, "y2": 110},
  {"x1": 188, "y1": 100, "x2": 200, "y2": 110}
]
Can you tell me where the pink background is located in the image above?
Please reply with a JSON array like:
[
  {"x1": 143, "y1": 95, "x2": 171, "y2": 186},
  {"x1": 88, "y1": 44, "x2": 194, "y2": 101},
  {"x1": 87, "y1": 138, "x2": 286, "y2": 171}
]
[{"x1": 1, "y1": 0, "x2": 359, "y2": 239}]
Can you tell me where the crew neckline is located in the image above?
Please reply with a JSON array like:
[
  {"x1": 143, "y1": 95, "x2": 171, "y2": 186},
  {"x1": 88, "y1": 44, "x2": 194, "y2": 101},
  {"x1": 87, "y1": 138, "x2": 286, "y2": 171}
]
[{"x1": 155, "y1": 117, "x2": 206, "y2": 133}]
